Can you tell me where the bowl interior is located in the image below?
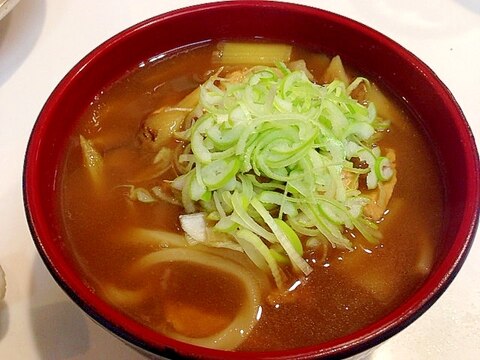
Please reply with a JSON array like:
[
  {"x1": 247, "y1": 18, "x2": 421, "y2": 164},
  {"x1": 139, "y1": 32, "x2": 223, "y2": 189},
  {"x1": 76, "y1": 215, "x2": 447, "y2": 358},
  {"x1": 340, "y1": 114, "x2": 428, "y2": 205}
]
[{"x1": 24, "y1": 1, "x2": 479, "y2": 359}]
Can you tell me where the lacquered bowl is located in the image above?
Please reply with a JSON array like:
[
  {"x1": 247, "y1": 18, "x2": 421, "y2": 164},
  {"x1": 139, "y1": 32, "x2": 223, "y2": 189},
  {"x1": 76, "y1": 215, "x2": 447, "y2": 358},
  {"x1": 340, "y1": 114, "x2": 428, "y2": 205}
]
[{"x1": 23, "y1": 1, "x2": 479, "y2": 359}]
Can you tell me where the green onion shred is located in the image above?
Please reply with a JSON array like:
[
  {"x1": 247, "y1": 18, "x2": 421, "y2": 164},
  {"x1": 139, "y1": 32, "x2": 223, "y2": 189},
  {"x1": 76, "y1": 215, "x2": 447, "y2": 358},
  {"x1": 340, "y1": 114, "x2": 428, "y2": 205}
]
[{"x1": 167, "y1": 63, "x2": 393, "y2": 289}]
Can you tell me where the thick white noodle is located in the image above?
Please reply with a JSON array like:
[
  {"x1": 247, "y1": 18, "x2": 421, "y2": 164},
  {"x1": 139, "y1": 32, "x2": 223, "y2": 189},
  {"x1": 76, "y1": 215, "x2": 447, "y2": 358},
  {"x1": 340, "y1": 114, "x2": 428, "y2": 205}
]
[
  {"x1": 126, "y1": 228, "x2": 188, "y2": 248},
  {"x1": 135, "y1": 248, "x2": 261, "y2": 350}
]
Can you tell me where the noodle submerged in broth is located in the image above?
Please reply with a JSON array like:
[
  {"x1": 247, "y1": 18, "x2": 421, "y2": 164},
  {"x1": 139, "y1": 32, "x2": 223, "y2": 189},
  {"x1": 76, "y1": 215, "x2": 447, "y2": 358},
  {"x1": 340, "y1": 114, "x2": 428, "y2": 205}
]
[{"x1": 59, "y1": 42, "x2": 444, "y2": 351}]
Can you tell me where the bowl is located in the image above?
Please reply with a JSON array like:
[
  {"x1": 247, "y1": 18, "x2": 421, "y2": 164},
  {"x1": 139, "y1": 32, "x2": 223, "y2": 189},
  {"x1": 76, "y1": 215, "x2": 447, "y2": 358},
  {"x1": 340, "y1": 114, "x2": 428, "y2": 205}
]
[{"x1": 23, "y1": 1, "x2": 480, "y2": 359}]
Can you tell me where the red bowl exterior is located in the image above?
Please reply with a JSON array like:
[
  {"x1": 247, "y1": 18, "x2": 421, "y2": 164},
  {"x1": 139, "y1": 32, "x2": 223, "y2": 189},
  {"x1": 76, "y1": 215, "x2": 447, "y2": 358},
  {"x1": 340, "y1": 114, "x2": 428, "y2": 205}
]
[{"x1": 23, "y1": 1, "x2": 480, "y2": 359}]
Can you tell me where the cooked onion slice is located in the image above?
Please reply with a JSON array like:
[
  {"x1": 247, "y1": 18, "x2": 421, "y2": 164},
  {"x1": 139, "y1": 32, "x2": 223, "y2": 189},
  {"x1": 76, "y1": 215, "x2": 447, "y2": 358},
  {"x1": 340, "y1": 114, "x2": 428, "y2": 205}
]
[
  {"x1": 79, "y1": 135, "x2": 104, "y2": 190},
  {"x1": 135, "y1": 248, "x2": 261, "y2": 350}
]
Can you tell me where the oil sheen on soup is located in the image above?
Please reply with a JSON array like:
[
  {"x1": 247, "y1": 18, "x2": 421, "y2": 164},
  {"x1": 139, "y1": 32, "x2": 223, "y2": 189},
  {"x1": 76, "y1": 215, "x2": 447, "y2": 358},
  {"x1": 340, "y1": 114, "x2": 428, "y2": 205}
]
[{"x1": 59, "y1": 42, "x2": 444, "y2": 352}]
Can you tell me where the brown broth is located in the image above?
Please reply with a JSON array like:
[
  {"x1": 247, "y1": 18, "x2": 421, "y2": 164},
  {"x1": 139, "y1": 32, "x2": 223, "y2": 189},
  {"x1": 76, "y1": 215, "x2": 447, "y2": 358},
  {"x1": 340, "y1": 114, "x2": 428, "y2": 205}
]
[{"x1": 59, "y1": 42, "x2": 444, "y2": 351}]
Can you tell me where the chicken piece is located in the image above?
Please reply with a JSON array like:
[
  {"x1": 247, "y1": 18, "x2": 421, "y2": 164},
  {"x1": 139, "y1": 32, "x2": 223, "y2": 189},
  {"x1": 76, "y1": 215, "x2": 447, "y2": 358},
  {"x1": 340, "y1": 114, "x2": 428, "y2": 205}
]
[
  {"x1": 341, "y1": 170, "x2": 358, "y2": 190},
  {"x1": 363, "y1": 149, "x2": 397, "y2": 221},
  {"x1": 140, "y1": 87, "x2": 200, "y2": 149},
  {"x1": 223, "y1": 66, "x2": 283, "y2": 88},
  {"x1": 224, "y1": 68, "x2": 248, "y2": 84}
]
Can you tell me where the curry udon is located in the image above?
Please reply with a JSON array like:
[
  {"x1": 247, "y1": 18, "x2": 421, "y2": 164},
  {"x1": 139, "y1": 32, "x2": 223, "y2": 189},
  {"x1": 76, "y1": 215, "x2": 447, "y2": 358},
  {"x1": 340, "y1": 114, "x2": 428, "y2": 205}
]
[{"x1": 58, "y1": 42, "x2": 444, "y2": 351}]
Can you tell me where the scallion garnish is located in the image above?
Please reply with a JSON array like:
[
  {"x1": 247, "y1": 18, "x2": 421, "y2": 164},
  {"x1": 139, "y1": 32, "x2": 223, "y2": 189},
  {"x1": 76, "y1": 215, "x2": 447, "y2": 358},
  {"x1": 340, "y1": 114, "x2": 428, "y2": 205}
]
[{"x1": 170, "y1": 63, "x2": 393, "y2": 288}]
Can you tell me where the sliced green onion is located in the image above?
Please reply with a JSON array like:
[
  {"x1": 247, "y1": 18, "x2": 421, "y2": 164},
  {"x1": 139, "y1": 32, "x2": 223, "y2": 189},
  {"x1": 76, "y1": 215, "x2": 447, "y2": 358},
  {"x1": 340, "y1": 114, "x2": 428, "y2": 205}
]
[
  {"x1": 374, "y1": 156, "x2": 394, "y2": 181},
  {"x1": 201, "y1": 157, "x2": 241, "y2": 190},
  {"x1": 273, "y1": 218, "x2": 303, "y2": 256},
  {"x1": 251, "y1": 198, "x2": 312, "y2": 276},
  {"x1": 164, "y1": 61, "x2": 393, "y2": 288},
  {"x1": 234, "y1": 229, "x2": 286, "y2": 288}
]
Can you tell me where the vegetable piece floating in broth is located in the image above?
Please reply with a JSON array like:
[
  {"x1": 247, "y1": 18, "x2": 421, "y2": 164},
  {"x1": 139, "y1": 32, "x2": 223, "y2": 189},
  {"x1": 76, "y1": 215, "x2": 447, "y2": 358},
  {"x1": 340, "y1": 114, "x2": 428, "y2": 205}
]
[
  {"x1": 79, "y1": 135, "x2": 104, "y2": 190},
  {"x1": 213, "y1": 42, "x2": 292, "y2": 65}
]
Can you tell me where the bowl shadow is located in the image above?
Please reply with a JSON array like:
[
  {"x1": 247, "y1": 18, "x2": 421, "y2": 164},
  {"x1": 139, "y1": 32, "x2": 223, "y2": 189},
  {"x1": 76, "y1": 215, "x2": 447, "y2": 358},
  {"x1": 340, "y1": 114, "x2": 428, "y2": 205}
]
[
  {"x1": 29, "y1": 255, "x2": 146, "y2": 359},
  {"x1": 455, "y1": 0, "x2": 480, "y2": 13},
  {"x1": 0, "y1": 300, "x2": 10, "y2": 341},
  {"x1": 28, "y1": 254, "x2": 385, "y2": 359}
]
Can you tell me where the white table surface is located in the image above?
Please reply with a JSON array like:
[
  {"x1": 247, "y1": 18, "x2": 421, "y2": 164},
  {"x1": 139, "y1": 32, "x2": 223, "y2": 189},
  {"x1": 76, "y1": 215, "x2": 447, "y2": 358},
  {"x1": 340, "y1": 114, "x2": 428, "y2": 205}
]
[{"x1": 1, "y1": 0, "x2": 479, "y2": 359}]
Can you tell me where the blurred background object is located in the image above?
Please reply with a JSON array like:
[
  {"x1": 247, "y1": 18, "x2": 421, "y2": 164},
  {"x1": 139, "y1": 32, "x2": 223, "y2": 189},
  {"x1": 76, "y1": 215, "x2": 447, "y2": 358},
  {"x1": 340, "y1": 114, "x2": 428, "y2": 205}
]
[{"x1": 0, "y1": 0, "x2": 21, "y2": 21}]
